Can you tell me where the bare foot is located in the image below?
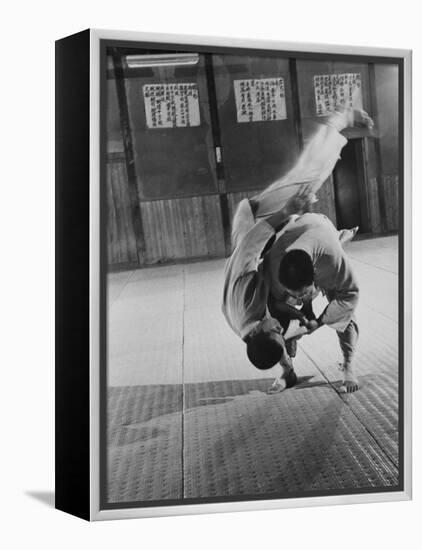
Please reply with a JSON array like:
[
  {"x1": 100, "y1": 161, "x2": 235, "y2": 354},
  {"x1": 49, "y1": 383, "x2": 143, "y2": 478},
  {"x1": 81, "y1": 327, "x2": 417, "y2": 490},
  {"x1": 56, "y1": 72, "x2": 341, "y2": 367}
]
[
  {"x1": 339, "y1": 226, "x2": 359, "y2": 245},
  {"x1": 338, "y1": 363, "x2": 359, "y2": 393},
  {"x1": 352, "y1": 109, "x2": 374, "y2": 130}
]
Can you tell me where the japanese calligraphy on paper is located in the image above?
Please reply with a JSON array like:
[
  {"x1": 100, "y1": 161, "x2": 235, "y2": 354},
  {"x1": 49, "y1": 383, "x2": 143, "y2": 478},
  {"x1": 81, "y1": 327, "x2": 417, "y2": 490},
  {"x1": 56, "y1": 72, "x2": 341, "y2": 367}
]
[
  {"x1": 314, "y1": 73, "x2": 362, "y2": 116},
  {"x1": 234, "y1": 78, "x2": 287, "y2": 123},
  {"x1": 143, "y1": 83, "x2": 201, "y2": 128}
]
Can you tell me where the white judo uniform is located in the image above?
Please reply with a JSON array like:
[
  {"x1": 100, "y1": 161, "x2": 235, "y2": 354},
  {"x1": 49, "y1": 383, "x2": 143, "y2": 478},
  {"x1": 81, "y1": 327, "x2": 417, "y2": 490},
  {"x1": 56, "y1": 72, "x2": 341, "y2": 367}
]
[{"x1": 222, "y1": 111, "x2": 350, "y2": 342}]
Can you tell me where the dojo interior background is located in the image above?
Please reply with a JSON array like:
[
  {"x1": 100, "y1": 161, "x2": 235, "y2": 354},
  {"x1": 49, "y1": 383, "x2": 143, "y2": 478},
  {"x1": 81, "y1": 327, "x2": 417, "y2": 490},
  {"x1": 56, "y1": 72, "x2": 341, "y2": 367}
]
[
  {"x1": 104, "y1": 45, "x2": 400, "y2": 505},
  {"x1": 105, "y1": 47, "x2": 399, "y2": 269}
]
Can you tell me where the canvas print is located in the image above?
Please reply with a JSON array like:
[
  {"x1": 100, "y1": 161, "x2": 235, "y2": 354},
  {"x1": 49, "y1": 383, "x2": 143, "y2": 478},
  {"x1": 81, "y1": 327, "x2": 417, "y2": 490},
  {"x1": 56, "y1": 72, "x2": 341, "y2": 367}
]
[{"x1": 102, "y1": 43, "x2": 402, "y2": 508}]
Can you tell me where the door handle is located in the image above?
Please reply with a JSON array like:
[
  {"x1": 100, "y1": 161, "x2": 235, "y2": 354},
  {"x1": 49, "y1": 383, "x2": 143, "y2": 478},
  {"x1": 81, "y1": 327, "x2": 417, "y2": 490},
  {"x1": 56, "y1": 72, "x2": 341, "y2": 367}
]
[{"x1": 215, "y1": 146, "x2": 222, "y2": 164}]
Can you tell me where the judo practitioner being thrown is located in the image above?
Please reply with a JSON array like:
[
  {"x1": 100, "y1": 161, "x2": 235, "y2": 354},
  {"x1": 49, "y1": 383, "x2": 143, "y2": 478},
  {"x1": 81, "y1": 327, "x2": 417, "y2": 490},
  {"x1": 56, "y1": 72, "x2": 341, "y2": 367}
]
[{"x1": 222, "y1": 105, "x2": 374, "y2": 394}]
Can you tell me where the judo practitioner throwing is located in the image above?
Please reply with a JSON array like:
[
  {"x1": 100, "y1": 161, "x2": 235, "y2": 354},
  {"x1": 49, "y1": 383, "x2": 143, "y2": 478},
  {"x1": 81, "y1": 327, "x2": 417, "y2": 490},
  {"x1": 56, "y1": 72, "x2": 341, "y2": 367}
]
[{"x1": 222, "y1": 105, "x2": 374, "y2": 394}]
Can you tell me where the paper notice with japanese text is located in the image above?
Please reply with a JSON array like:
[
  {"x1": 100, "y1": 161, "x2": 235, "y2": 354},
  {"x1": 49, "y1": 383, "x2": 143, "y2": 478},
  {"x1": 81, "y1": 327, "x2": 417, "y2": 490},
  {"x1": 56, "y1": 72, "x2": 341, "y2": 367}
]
[
  {"x1": 314, "y1": 73, "x2": 362, "y2": 116},
  {"x1": 143, "y1": 83, "x2": 201, "y2": 128},
  {"x1": 234, "y1": 78, "x2": 287, "y2": 123}
]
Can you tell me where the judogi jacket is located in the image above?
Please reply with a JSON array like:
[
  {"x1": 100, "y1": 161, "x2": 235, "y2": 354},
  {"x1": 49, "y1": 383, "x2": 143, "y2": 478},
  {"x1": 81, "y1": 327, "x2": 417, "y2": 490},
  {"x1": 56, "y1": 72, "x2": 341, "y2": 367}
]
[
  {"x1": 266, "y1": 213, "x2": 359, "y2": 332},
  {"x1": 222, "y1": 114, "x2": 349, "y2": 340},
  {"x1": 222, "y1": 199, "x2": 277, "y2": 340}
]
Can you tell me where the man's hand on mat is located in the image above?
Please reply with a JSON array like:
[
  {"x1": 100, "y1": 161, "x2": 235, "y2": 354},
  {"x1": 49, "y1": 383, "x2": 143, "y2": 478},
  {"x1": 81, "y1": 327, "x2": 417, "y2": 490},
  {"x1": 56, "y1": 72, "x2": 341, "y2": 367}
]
[{"x1": 267, "y1": 378, "x2": 287, "y2": 394}]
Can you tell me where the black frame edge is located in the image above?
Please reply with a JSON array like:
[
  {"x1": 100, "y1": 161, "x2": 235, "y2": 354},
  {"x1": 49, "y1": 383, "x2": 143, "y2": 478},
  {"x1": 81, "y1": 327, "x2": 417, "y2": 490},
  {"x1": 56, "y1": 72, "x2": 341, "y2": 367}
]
[{"x1": 55, "y1": 29, "x2": 91, "y2": 521}]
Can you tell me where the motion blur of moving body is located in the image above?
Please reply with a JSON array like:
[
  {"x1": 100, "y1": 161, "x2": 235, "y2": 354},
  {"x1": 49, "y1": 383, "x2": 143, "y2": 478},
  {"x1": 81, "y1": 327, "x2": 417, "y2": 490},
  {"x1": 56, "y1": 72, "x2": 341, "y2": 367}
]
[{"x1": 222, "y1": 106, "x2": 374, "y2": 393}]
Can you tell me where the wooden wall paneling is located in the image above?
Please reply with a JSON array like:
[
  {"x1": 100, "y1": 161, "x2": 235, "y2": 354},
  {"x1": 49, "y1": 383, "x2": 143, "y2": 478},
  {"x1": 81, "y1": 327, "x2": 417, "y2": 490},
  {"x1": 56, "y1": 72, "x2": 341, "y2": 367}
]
[
  {"x1": 368, "y1": 63, "x2": 389, "y2": 233},
  {"x1": 383, "y1": 175, "x2": 399, "y2": 231},
  {"x1": 106, "y1": 163, "x2": 119, "y2": 264},
  {"x1": 391, "y1": 176, "x2": 398, "y2": 230},
  {"x1": 188, "y1": 198, "x2": 202, "y2": 257},
  {"x1": 164, "y1": 199, "x2": 179, "y2": 260},
  {"x1": 161, "y1": 198, "x2": 177, "y2": 258},
  {"x1": 153, "y1": 201, "x2": 164, "y2": 259},
  {"x1": 381, "y1": 177, "x2": 392, "y2": 231},
  {"x1": 200, "y1": 195, "x2": 226, "y2": 257},
  {"x1": 394, "y1": 176, "x2": 400, "y2": 231},
  {"x1": 354, "y1": 138, "x2": 371, "y2": 234},
  {"x1": 182, "y1": 199, "x2": 195, "y2": 257},
  {"x1": 114, "y1": 162, "x2": 138, "y2": 263},
  {"x1": 106, "y1": 160, "x2": 138, "y2": 266},
  {"x1": 146, "y1": 201, "x2": 162, "y2": 260},
  {"x1": 390, "y1": 177, "x2": 396, "y2": 230},
  {"x1": 111, "y1": 50, "x2": 146, "y2": 263},
  {"x1": 375, "y1": 174, "x2": 398, "y2": 232},
  {"x1": 193, "y1": 198, "x2": 206, "y2": 256},
  {"x1": 182, "y1": 199, "x2": 196, "y2": 257},
  {"x1": 373, "y1": 64, "x2": 399, "y2": 177},
  {"x1": 106, "y1": 75, "x2": 125, "y2": 154},
  {"x1": 392, "y1": 175, "x2": 399, "y2": 230},
  {"x1": 139, "y1": 196, "x2": 225, "y2": 265},
  {"x1": 108, "y1": 163, "x2": 123, "y2": 264},
  {"x1": 312, "y1": 175, "x2": 337, "y2": 226},
  {"x1": 367, "y1": 177, "x2": 382, "y2": 234},
  {"x1": 165, "y1": 198, "x2": 180, "y2": 259},
  {"x1": 362, "y1": 138, "x2": 373, "y2": 234},
  {"x1": 201, "y1": 195, "x2": 216, "y2": 255}
]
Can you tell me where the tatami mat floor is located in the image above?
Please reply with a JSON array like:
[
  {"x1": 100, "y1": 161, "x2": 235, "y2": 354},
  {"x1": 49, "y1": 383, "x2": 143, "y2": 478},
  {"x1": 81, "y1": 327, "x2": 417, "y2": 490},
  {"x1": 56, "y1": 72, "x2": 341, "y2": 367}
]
[{"x1": 107, "y1": 235, "x2": 400, "y2": 503}]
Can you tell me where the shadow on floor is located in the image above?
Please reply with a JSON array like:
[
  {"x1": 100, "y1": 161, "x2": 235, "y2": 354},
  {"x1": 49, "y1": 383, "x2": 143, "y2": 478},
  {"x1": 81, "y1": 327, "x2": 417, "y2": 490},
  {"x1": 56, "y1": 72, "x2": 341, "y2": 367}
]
[
  {"x1": 108, "y1": 376, "x2": 338, "y2": 448},
  {"x1": 26, "y1": 491, "x2": 55, "y2": 508},
  {"x1": 107, "y1": 373, "x2": 399, "y2": 500},
  {"x1": 108, "y1": 375, "x2": 332, "y2": 421},
  {"x1": 107, "y1": 373, "x2": 398, "y2": 451}
]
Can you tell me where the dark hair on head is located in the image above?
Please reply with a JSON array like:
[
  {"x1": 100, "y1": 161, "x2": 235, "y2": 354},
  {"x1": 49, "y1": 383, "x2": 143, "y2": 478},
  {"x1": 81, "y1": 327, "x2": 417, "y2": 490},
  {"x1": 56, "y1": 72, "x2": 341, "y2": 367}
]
[
  {"x1": 246, "y1": 332, "x2": 284, "y2": 370},
  {"x1": 279, "y1": 249, "x2": 314, "y2": 291}
]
